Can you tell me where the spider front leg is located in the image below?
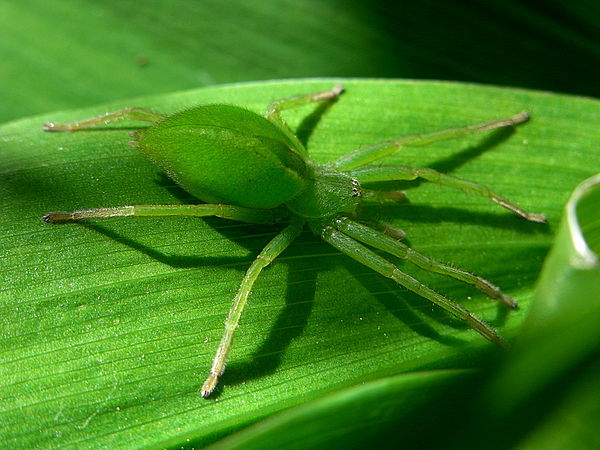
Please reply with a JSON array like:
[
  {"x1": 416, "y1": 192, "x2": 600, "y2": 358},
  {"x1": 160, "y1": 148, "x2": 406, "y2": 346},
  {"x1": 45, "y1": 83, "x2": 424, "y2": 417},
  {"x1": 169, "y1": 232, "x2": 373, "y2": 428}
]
[
  {"x1": 350, "y1": 166, "x2": 546, "y2": 223},
  {"x1": 202, "y1": 218, "x2": 304, "y2": 397},
  {"x1": 334, "y1": 217, "x2": 517, "y2": 308},
  {"x1": 317, "y1": 222, "x2": 509, "y2": 348},
  {"x1": 332, "y1": 111, "x2": 530, "y2": 170}
]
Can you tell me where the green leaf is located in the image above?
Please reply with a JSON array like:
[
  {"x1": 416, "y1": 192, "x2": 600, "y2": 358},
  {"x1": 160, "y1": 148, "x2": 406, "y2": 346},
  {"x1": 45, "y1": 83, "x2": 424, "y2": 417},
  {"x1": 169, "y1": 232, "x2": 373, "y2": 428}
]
[{"x1": 1, "y1": 80, "x2": 599, "y2": 447}]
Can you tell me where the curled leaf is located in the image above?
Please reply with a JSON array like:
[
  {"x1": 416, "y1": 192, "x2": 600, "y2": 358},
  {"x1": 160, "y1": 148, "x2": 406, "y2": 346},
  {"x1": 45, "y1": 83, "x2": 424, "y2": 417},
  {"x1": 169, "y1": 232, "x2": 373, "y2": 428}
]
[{"x1": 490, "y1": 173, "x2": 600, "y2": 413}]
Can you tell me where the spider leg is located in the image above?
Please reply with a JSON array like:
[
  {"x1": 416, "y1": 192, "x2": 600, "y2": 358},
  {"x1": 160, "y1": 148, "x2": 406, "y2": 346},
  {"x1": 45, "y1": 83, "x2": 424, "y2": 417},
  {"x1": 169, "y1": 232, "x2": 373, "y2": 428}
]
[
  {"x1": 265, "y1": 84, "x2": 345, "y2": 156},
  {"x1": 350, "y1": 165, "x2": 546, "y2": 222},
  {"x1": 332, "y1": 112, "x2": 529, "y2": 170},
  {"x1": 265, "y1": 84, "x2": 344, "y2": 119},
  {"x1": 43, "y1": 203, "x2": 280, "y2": 225},
  {"x1": 43, "y1": 107, "x2": 166, "y2": 131},
  {"x1": 333, "y1": 217, "x2": 517, "y2": 308},
  {"x1": 359, "y1": 220, "x2": 407, "y2": 241},
  {"x1": 202, "y1": 218, "x2": 304, "y2": 397},
  {"x1": 318, "y1": 222, "x2": 509, "y2": 347}
]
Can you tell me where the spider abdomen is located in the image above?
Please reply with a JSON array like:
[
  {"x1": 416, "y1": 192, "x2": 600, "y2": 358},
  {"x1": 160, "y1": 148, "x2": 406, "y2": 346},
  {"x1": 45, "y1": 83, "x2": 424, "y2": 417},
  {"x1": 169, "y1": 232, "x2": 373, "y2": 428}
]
[{"x1": 133, "y1": 105, "x2": 308, "y2": 209}]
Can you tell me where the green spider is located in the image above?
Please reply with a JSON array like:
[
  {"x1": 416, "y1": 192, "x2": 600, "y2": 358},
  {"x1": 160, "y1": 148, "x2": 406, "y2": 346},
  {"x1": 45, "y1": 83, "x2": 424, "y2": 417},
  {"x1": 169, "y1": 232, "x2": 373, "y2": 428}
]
[{"x1": 43, "y1": 85, "x2": 546, "y2": 397}]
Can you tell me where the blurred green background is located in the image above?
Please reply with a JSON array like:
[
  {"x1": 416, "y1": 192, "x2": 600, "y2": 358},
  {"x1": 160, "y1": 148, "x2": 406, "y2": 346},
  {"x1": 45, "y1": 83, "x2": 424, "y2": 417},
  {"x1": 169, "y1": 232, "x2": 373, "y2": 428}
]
[
  {"x1": 1, "y1": 1, "x2": 599, "y2": 449},
  {"x1": 1, "y1": 0, "x2": 598, "y2": 123}
]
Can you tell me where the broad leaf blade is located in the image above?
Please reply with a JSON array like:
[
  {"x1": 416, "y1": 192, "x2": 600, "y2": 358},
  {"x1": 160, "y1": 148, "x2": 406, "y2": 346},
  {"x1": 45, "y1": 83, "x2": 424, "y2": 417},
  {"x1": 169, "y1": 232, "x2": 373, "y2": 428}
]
[{"x1": 1, "y1": 80, "x2": 599, "y2": 447}]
